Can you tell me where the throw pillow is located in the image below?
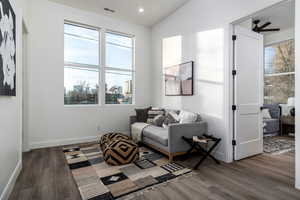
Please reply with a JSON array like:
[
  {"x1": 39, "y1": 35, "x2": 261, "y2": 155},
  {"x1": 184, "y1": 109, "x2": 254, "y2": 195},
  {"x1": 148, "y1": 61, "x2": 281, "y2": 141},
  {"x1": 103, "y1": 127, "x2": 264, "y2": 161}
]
[
  {"x1": 168, "y1": 111, "x2": 180, "y2": 122},
  {"x1": 262, "y1": 109, "x2": 272, "y2": 119},
  {"x1": 178, "y1": 110, "x2": 198, "y2": 123},
  {"x1": 152, "y1": 114, "x2": 165, "y2": 127},
  {"x1": 147, "y1": 108, "x2": 165, "y2": 122},
  {"x1": 135, "y1": 107, "x2": 152, "y2": 122},
  {"x1": 163, "y1": 111, "x2": 179, "y2": 127}
]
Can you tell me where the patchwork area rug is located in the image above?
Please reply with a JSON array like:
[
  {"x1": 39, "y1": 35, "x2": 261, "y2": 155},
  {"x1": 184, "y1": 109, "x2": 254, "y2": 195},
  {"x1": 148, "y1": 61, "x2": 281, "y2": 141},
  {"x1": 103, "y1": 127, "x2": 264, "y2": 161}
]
[
  {"x1": 264, "y1": 137, "x2": 295, "y2": 154},
  {"x1": 63, "y1": 144, "x2": 191, "y2": 200}
]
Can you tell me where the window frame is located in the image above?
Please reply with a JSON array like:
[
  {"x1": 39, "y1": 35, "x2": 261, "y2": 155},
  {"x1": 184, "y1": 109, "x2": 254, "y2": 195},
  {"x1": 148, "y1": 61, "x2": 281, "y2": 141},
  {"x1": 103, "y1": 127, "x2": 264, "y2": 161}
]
[
  {"x1": 64, "y1": 21, "x2": 101, "y2": 106},
  {"x1": 64, "y1": 21, "x2": 136, "y2": 106},
  {"x1": 103, "y1": 30, "x2": 136, "y2": 105},
  {"x1": 263, "y1": 39, "x2": 295, "y2": 104}
]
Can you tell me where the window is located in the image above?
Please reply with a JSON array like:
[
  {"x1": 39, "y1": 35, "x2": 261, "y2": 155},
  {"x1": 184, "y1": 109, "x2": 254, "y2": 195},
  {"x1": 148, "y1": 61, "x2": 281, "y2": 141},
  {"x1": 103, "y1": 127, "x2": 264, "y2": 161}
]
[
  {"x1": 105, "y1": 32, "x2": 134, "y2": 104},
  {"x1": 64, "y1": 23, "x2": 100, "y2": 105},
  {"x1": 264, "y1": 39, "x2": 295, "y2": 104}
]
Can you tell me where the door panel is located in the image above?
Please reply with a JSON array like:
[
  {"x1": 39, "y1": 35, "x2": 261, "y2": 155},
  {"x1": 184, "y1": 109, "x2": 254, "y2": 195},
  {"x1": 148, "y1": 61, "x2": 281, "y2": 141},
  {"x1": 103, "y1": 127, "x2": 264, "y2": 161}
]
[{"x1": 234, "y1": 26, "x2": 264, "y2": 160}]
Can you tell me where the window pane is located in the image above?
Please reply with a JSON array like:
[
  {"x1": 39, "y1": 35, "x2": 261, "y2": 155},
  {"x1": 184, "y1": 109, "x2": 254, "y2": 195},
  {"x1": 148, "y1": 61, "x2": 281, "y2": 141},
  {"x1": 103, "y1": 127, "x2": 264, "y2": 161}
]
[
  {"x1": 105, "y1": 70, "x2": 133, "y2": 104},
  {"x1": 264, "y1": 74, "x2": 295, "y2": 104},
  {"x1": 106, "y1": 32, "x2": 133, "y2": 70},
  {"x1": 64, "y1": 66, "x2": 99, "y2": 105},
  {"x1": 64, "y1": 24, "x2": 99, "y2": 40},
  {"x1": 64, "y1": 24, "x2": 99, "y2": 65},
  {"x1": 264, "y1": 40, "x2": 294, "y2": 74},
  {"x1": 106, "y1": 32, "x2": 132, "y2": 48}
]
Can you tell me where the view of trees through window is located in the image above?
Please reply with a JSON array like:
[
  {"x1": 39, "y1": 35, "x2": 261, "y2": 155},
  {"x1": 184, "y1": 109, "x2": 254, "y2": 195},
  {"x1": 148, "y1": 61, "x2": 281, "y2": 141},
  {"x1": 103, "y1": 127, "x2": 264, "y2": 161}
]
[
  {"x1": 64, "y1": 23, "x2": 134, "y2": 105},
  {"x1": 64, "y1": 23, "x2": 99, "y2": 105},
  {"x1": 264, "y1": 39, "x2": 295, "y2": 104},
  {"x1": 105, "y1": 32, "x2": 134, "y2": 104}
]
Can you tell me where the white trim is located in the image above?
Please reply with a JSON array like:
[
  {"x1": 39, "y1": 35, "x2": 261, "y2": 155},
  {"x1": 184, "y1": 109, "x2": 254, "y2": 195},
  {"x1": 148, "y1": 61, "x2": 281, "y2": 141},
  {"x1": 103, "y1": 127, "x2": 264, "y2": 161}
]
[
  {"x1": 64, "y1": 20, "x2": 100, "y2": 31},
  {"x1": 0, "y1": 160, "x2": 22, "y2": 200},
  {"x1": 64, "y1": 62, "x2": 99, "y2": 69},
  {"x1": 29, "y1": 136, "x2": 99, "y2": 149},
  {"x1": 227, "y1": 0, "x2": 291, "y2": 163},
  {"x1": 265, "y1": 72, "x2": 295, "y2": 77},
  {"x1": 265, "y1": 37, "x2": 294, "y2": 47}
]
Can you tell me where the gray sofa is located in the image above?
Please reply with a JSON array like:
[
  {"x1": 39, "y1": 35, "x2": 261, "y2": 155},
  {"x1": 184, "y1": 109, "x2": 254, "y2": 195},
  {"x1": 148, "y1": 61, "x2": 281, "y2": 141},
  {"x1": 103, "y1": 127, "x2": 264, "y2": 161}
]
[
  {"x1": 263, "y1": 104, "x2": 281, "y2": 136},
  {"x1": 130, "y1": 113, "x2": 208, "y2": 161}
]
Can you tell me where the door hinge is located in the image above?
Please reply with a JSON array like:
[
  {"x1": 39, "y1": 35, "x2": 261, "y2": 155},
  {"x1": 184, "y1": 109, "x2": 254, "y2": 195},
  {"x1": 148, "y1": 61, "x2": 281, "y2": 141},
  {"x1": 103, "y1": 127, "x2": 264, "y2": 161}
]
[
  {"x1": 232, "y1": 140, "x2": 237, "y2": 146},
  {"x1": 232, "y1": 105, "x2": 237, "y2": 111},
  {"x1": 232, "y1": 69, "x2": 237, "y2": 76},
  {"x1": 232, "y1": 35, "x2": 237, "y2": 41}
]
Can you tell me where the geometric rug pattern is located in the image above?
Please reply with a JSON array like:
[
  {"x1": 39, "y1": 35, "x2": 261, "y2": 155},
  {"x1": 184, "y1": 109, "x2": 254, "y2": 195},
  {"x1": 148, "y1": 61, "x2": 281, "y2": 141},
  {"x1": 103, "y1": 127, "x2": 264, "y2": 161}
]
[
  {"x1": 63, "y1": 144, "x2": 191, "y2": 200},
  {"x1": 264, "y1": 136, "x2": 295, "y2": 155}
]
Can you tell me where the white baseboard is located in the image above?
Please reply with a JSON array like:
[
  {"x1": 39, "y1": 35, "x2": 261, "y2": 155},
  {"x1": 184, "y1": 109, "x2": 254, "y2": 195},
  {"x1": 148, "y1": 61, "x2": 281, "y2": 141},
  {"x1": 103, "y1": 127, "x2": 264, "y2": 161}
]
[
  {"x1": 0, "y1": 160, "x2": 22, "y2": 200},
  {"x1": 30, "y1": 136, "x2": 99, "y2": 149}
]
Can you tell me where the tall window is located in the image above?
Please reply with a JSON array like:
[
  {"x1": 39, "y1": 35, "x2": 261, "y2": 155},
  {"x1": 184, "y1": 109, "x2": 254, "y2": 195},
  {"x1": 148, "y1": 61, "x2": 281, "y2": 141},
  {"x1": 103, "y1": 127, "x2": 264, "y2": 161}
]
[
  {"x1": 264, "y1": 39, "x2": 295, "y2": 104},
  {"x1": 64, "y1": 23, "x2": 100, "y2": 105},
  {"x1": 105, "y1": 32, "x2": 134, "y2": 104}
]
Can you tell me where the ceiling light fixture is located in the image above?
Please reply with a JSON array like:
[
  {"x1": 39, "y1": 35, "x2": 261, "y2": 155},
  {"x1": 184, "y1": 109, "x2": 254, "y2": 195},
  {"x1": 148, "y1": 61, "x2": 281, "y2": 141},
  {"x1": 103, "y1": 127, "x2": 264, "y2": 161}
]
[{"x1": 138, "y1": 8, "x2": 144, "y2": 13}]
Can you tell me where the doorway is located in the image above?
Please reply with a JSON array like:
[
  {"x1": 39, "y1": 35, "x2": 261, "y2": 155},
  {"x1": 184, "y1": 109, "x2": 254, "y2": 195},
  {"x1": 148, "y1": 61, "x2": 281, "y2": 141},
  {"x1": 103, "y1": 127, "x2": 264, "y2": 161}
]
[{"x1": 231, "y1": 0, "x2": 295, "y2": 160}]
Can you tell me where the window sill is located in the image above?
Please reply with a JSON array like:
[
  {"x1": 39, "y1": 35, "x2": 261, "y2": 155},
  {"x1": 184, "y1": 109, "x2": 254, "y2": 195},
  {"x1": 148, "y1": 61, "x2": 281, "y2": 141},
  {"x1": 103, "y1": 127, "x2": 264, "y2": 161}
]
[{"x1": 64, "y1": 104, "x2": 136, "y2": 108}]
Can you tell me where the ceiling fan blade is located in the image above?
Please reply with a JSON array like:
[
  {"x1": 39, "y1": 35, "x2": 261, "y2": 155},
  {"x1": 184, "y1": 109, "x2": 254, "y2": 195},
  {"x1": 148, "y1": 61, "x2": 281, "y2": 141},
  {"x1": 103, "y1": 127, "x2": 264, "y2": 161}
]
[
  {"x1": 258, "y1": 22, "x2": 271, "y2": 30},
  {"x1": 253, "y1": 20, "x2": 260, "y2": 25},
  {"x1": 258, "y1": 28, "x2": 280, "y2": 32}
]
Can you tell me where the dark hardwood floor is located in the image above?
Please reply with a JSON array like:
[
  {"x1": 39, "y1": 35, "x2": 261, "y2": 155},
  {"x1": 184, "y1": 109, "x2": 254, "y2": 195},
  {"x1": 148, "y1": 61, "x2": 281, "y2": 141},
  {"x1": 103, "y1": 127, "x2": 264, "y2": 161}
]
[{"x1": 9, "y1": 145, "x2": 299, "y2": 200}]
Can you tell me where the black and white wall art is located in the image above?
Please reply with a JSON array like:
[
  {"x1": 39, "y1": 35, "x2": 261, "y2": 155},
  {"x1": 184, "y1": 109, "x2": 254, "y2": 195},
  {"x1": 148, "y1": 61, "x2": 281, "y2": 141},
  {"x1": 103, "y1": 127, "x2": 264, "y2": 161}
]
[{"x1": 0, "y1": 0, "x2": 16, "y2": 96}]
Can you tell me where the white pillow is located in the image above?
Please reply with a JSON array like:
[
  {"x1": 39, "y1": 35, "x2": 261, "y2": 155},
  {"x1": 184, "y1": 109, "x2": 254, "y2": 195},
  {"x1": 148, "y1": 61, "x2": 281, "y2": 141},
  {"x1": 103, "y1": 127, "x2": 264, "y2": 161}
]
[
  {"x1": 262, "y1": 109, "x2": 272, "y2": 119},
  {"x1": 168, "y1": 111, "x2": 180, "y2": 122},
  {"x1": 280, "y1": 104, "x2": 291, "y2": 116},
  {"x1": 178, "y1": 110, "x2": 198, "y2": 123}
]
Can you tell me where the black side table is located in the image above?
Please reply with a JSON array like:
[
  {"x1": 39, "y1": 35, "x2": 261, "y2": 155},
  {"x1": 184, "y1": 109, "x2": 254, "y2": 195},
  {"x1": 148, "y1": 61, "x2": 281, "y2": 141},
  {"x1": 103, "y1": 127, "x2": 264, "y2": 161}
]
[
  {"x1": 280, "y1": 116, "x2": 295, "y2": 136},
  {"x1": 182, "y1": 134, "x2": 221, "y2": 170}
]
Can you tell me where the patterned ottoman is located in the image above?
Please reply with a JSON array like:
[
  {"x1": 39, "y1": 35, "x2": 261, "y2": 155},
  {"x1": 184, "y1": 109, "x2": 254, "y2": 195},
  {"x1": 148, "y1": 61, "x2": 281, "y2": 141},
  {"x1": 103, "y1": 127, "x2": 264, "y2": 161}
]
[{"x1": 99, "y1": 133, "x2": 139, "y2": 166}]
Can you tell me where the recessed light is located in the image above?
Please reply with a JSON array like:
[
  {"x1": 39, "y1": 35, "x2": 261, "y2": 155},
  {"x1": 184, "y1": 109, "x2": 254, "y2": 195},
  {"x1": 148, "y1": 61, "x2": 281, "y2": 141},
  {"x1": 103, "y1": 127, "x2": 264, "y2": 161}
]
[{"x1": 138, "y1": 8, "x2": 144, "y2": 13}]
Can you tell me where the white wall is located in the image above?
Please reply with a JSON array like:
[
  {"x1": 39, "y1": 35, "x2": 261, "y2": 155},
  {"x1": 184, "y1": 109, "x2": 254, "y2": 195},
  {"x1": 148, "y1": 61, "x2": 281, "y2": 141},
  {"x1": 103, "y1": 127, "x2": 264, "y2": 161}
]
[
  {"x1": 264, "y1": 27, "x2": 295, "y2": 46},
  {"x1": 26, "y1": 0, "x2": 152, "y2": 149},
  {"x1": 151, "y1": 0, "x2": 283, "y2": 162},
  {"x1": 295, "y1": 0, "x2": 300, "y2": 190},
  {"x1": 0, "y1": 0, "x2": 28, "y2": 199}
]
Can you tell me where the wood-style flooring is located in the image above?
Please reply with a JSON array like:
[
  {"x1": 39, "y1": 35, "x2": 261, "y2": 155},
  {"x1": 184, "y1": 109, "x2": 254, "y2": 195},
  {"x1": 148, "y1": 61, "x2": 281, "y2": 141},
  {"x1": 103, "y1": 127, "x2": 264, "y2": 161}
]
[{"x1": 9, "y1": 144, "x2": 299, "y2": 200}]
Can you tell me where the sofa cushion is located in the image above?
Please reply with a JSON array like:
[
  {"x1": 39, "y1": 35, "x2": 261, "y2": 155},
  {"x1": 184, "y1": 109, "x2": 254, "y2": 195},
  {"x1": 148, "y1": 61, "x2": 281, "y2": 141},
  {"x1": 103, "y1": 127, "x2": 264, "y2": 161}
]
[
  {"x1": 178, "y1": 110, "x2": 198, "y2": 123},
  {"x1": 143, "y1": 125, "x2": 168, "y2": 146},
  {"x1": 263, "y1": 118, "x2": 279, "y2": 133}
]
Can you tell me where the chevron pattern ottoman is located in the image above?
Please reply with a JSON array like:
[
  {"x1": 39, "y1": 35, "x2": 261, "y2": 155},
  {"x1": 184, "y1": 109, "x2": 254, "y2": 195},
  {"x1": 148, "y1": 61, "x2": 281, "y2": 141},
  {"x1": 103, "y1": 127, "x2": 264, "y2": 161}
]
[
  {"x1": 100, "y1": 133, "x2": 139, "y2": 166},
  {"x1": 99, "y1": 132, "x2": 131, "y2": 151}
]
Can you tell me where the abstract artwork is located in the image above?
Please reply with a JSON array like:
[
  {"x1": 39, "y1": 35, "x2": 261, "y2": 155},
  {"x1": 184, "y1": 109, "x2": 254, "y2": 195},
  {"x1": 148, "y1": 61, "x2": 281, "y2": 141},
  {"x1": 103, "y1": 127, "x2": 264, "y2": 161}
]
[
  {"x1": 165, "y1": 61, "x2": 193, "y2": 96},
  {"x1": 0, "y1": 0, "x2": 16, "y2": 96}
]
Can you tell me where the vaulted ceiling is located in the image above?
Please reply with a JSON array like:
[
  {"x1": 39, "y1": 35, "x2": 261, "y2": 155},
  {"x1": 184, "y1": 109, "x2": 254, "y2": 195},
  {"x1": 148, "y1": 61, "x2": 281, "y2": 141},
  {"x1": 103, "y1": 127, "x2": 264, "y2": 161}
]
[{"x1": 49, "y1": 0, "x2": 190, "y2": 26}]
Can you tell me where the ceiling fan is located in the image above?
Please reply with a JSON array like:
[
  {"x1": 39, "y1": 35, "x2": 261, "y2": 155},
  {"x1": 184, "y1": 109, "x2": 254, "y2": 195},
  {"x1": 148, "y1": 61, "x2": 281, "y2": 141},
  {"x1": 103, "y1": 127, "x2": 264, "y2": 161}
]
[{"x1": 252, "y1": 20, "x2": 280, "y2": 33}]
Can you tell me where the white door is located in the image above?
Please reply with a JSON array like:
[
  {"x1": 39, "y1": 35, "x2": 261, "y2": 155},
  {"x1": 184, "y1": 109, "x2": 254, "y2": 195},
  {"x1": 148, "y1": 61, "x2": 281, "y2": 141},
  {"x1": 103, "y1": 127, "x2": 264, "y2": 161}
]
[{"x1": 233, "y1": 26, "x2": 264, "y2": 160}]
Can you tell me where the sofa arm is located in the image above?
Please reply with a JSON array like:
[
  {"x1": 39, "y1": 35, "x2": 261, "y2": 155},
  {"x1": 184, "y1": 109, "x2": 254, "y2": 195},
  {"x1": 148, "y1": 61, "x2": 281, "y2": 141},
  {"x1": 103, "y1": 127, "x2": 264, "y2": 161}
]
[{"x1": 168, "y1": 122, "x2": 208, "y2": 153}]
